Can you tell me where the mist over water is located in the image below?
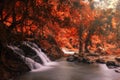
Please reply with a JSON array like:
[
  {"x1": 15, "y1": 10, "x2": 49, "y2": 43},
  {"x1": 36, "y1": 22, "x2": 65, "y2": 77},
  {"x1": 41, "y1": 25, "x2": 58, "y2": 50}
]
[
  {"x1": 8, "y1": 42, "x2": 120, "y2": 80},
  {"x1": 17, "y1": 59, "x2": 120, "y2": 80}
]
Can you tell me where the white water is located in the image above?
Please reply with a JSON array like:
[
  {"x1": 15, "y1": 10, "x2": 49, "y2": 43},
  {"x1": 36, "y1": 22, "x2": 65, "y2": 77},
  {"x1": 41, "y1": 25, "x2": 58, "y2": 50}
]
[
  {"x1": 23, "y1": 42, "x2": 51, "y2": 65},
  {"x1": 7, "y1": 42, "x2": 53, "y2": 70},
  {"x1": 7, "y1": 46, "x2": 42, "y2": 69},
  {"x1": 25, "y1": 57, "x2": 42, "y2": 69}
]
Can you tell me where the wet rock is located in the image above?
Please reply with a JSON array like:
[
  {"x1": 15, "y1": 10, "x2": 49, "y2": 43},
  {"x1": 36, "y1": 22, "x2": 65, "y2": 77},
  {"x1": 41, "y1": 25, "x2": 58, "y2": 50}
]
[
  {"x1": 67, "y1": 54, "x2": 97, "y2": 63},
  {"x1": 0, "y1": 48, "x2": 30, "y2": 80},
  {"x1": 115, "y1": 69, "x2": 120, "y2": 73},
  {"x1": 82, "y1": 58, "x2": 90, "y2": 63},
  {"x1": 77, "y1": 57, "x2": 83, "y2": 62},
  {"x1": 82, "y1": 57, "x2": 94, "y2": 64},
  {"x1": 19, "y1": 43, "x2": 43, "y2": 64},
  {"x1": 1, "y1": 47, "x2": 31, "y2": 72},
  {"x1": 74, "y1": 53, "x2": 79, "y2": 58},
  {"x1": 66, "y1": 55, "x2": 78, "y2": 62},
  {"x1": 106, "y1": 61, "x2": 120, "y2": 69},
  {"x1": 66, "y1": 53, "x2": 84, "y2": 62}
]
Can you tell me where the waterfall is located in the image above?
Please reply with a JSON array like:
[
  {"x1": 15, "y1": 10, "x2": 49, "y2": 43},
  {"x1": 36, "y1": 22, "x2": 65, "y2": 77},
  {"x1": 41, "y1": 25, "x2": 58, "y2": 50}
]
[
  {"x1": 7, "y1": 41, "x2": 52, "y2": 70},
  {"x1": 22, "y1": 41, "x2": 51, "y2": 65},
  {"x1": 7, "y1": 46, "x2": 42, "y2": 69},
  {"x1": 25, "y1": 57, "x2": 42, "y2": 69}
]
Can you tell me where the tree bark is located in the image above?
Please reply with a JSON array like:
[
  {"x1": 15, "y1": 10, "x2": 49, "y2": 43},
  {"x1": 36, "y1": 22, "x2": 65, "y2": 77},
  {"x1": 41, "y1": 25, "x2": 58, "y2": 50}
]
[
  {"x1": 85, "y1": 32, "x2": 91, "y2": 53},
  {"x1": 78, "y1": 26, "x2": 84, "y2": 55}
]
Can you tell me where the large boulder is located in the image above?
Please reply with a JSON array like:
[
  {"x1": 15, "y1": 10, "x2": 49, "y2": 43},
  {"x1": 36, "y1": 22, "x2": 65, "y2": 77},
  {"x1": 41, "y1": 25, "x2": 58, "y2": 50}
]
[
  {"x1": 0, "y1": 47, "x2": 31, "y2": 80},
  {"x1": 2, "y1": 47, "x2": 30, "y2": 72}
]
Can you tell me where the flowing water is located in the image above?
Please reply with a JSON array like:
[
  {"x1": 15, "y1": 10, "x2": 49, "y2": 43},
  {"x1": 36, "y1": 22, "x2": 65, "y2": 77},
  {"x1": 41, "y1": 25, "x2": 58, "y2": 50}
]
[
  {"x1": 22, "y1": 42, "x2": 51, "y2": 65},
  {"x1": 17, "y1": 59, "x2": 120, "y2": 80},
  {"x1": 7, "y1": 41, "x2": 51, "y2": 69},
  {"x1": 8, "y1": 42, "x2": 120, "y2": 80}
]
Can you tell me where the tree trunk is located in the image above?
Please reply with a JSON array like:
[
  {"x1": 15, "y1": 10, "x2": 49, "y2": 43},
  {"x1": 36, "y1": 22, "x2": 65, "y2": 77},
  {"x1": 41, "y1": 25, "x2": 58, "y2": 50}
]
[
  {"x1": 85, "y1": 33, "x2": 91, "y2": 53},
  {"x1": 85, "y1": 40, "x2": 90, "y2": 53},
  {"x1": 78, "y1": 26, "x2": 84, "y2": 55}
]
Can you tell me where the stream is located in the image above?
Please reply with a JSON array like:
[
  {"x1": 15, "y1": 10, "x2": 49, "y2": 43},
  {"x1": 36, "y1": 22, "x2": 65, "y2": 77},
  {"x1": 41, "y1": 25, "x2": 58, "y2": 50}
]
[{"x1": 17, "y1": 58, "x2": 120, "y2": 80}]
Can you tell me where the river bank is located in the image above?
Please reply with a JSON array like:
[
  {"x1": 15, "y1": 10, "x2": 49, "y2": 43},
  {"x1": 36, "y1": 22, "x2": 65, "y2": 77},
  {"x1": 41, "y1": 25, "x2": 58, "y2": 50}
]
[{"x1": 66, "y1": 53, "x2": 120, "y2": 73}]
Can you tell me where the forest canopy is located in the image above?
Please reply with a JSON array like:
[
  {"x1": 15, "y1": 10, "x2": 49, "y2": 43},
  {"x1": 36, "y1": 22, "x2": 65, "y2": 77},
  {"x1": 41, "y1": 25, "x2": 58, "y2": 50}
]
[{"x1": 0, "y1": 0, "x2": 120, "y2": 54}]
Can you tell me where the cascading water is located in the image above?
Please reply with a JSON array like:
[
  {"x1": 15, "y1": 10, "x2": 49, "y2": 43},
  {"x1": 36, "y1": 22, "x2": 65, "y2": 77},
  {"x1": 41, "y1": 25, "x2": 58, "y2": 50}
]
[
  {"x1": 25, "y1": 57, "x2": 42, "y2": 69},
  {"x1": 7, "y1": 41, "x2": 52, "y2": 70},
  {"x1": 7, "y1": 45, "x2": 42, "y2": 69},
  {"x1": 22, "y1": 41, "x2": 51, "y2": 65}
]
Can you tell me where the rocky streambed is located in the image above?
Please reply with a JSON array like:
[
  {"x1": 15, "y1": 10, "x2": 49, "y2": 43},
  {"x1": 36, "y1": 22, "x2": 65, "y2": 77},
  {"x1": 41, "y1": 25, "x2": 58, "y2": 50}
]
[{"x1": 67, "y1": 53, "x2": 120, "y2": 73}]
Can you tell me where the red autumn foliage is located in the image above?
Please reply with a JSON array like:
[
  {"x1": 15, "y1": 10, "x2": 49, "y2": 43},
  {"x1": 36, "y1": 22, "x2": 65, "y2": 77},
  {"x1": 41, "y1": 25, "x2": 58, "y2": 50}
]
[{"x1": 0, "y1": 0, "x2": 120, "y2": 54}]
